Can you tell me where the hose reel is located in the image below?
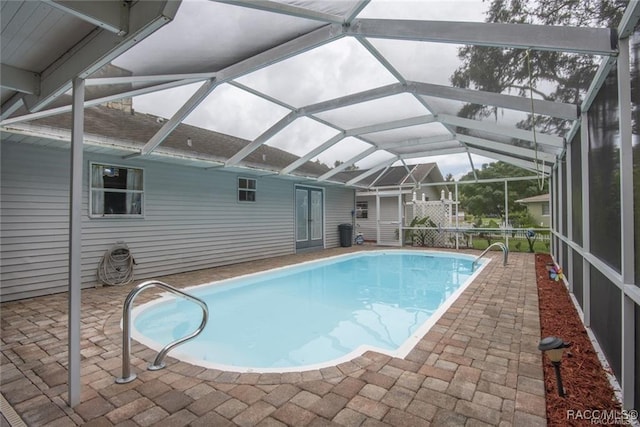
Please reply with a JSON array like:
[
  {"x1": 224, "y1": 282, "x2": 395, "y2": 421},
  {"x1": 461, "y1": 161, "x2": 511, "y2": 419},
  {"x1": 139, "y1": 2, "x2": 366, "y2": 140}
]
[{"x1": 97, "y1": 241, "x2": 136, "y2": 286}]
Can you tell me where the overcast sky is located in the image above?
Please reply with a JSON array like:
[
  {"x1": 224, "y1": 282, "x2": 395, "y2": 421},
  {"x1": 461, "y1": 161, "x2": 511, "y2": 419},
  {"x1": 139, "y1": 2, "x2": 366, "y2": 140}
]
[{"x1": 115, "y1": 0, "x2": 497, "y2": 179}]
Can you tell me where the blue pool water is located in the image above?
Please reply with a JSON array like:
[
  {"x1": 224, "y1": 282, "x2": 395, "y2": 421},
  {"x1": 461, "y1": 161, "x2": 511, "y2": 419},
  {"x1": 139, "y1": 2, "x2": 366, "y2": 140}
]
[{"x1": 131, "y1": 251, "x2": 485, "y2": 372}]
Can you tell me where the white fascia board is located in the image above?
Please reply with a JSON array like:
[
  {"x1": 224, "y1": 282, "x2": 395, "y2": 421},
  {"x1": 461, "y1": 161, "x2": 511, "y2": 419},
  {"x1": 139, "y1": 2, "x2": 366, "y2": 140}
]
[
  {"x1": 400, "y1": 146, "x2": 466, "y2": 159},
  {"x1": 280, "y1": 133, "x2": 345, "y2": 174},
  {"x1": 212, "y1": 0, "x2": 345, "y2": 24},
  {"x1": 345, "y1": 114, "x2": 435, "y2": 136},
  {"x1": 468, "y1": 146, "x2": 552, "y2": 174},
  {"x1": 1, "y1": 78, "x2": 201, "y2": 126},
  {"x1": 85, "y1": 73, "x2": 214, "y2": 86},
  {"x1": 47, "y1": 0, "x2": 128, "y2": 34},
  {"x1": 301, "y1": 83, "x2": 405, "y2": 115},
  {"x1": 438, "y1": 113, "x2": 564, "y2": 148},
  {"x1": 457, "y1": 134, "x2": 556, "y2": 163},
  {"x1": 317, "y1": 146, "x2": 377, "y2": 181},
  {"x1": 23, "y1": 1, "x2": 180, "y2": 114},
  {"x1": 141, "y1": 78, "x2": 217, "y2": 156},
  {"x1": 346, "y1": 156, "x2": 398, "y2": 185},
  {"x1": 349, "y1": 19, "x2": 616, "y2": 55},
  {"x1": 377, "y1": 134, "x2": 455, "y2": 150},
  {"x1": 0, "y1": 64, "x2": 40, "y2": 95},
  {"x1": 408, "y1": 81, "x2": 578, "y2": 120},
  {"x1": 225, "y1": 111, "x2": 298, "y2": 166},
  {"x1": 217, "y1": 24, "x2": 343, "y2": 82}
]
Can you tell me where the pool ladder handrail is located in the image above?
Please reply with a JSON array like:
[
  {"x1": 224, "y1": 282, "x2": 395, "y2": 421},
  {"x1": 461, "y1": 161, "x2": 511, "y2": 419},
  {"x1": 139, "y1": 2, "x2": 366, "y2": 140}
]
[
  {"x1": 472, "y1": 242, "x2": 508, "y2": 270},
  {"x1": 116, "y1": 280, "x2": 209, "y2": 384}
]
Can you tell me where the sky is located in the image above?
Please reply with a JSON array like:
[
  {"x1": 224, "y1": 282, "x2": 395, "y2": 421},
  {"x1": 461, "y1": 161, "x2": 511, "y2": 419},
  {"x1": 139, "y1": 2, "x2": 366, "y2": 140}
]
[{"x1": 114, "y1": 0, "x2": 498, "y2": 180}]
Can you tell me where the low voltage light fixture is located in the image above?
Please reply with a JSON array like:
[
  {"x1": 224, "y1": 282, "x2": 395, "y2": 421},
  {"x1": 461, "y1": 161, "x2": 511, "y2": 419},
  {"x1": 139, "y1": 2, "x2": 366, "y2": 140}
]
[{"x1": 538, "y1": 336, "x2": 571, "y2": 397}]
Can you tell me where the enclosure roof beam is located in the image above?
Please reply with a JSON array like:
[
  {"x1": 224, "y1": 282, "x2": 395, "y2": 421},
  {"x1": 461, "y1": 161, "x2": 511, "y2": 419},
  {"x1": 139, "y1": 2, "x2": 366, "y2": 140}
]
[
  {"x1": 346, "y1": 156, "x2": 398, "y2": 185},
  {"x1": 437, "y1": 113, "x2": 564, "y2": 148},
  {"x1": 1, "y1": 78, "x2": 202, "y2": 126},
  {"x1": 46, "y1": 0, "x2": 129, "y2": 34},
  {"x1": 348, "y1": 19, "x2": 616, "y2": 55},
  {"x1": 377, "y1": 134, "x2": 455, "y2": 150},
  {"x1": 346, "y1": 114, "x2": 436, "y2": 137},
  {"x1": 280, "y1": 132, "x2": 345, "y2": 174},
  {"x1": 400, "y1": 146, "x2": 467, "y2": 159},
  {"x1": 217, "y1": 24, "x2": 343, "y2": 82},
  {"x1": 468, "y1": 146, "x2": 552, "y2": 174},
  {"x1": 456, "y1": 134, "x2": 556, "y2": 163},
  {"x1": 317, "y1": 146, "x2": 377, "y2": 181},
  {"x1": 301, "y1": 83, "x2": 405, "y2": 116},
  {"x1": 226, "y1": 111, "x2": 299, "y2": 165},
  {"x1": 22, "y1": 1, "x2": 180, "y2": 113},
  {"x1": 407, "y1": 81, "x2": 578, "y2": 120},
  {"x1": 211, "y1": 0, "x2": 345, "y2": 24},
  {"x1": 0, "y1": 95, "x2": 24, "y2": 121},
  {"x1": 85, "y1": 73, "x2": 214, "y2": 86},
  {"x1": 141, "y1": 78, "x2": 218, "y2": 156},
  {"x1": 618, "y1": 0, "x2": 640, "y2": 38}
]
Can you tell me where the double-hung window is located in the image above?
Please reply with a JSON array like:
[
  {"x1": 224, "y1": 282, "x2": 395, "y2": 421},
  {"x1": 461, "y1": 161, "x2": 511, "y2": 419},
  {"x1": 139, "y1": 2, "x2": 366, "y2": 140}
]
[
  {"x1": 356, "y1": 201, "x2": 368, "y2": 219},
  {"x1": 90, "y1": 163, "x2": 144, "y2": 217},
  {"x1": 238, "y1": 177, "x2": 256, "y2": 202}
]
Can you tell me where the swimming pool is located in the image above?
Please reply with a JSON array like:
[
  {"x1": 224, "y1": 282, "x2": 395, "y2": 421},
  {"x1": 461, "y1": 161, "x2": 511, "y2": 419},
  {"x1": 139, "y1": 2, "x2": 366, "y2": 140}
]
[{"x1": 131, "y1": 250, "x2": 487, "y2": 373}]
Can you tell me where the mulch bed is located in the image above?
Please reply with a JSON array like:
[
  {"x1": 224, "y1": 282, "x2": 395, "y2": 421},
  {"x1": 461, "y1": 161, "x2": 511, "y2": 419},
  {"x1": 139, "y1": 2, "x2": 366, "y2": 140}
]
[{"x1": 535, "y1": 253, "x2": 621, "y2": 426}]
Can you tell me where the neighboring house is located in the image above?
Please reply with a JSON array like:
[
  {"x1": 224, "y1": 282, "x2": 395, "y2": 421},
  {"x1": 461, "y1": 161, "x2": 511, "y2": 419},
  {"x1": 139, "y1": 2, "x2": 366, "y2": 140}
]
[
  {"x1": 516, "y1": 193, "x2": 551, "y2": 227},
  {"x1": 337, "y1": 164, "x2": 448, "y2": 243},
  {"x1": 0, "y1": 103, "x2": 355, "y2": 302}
]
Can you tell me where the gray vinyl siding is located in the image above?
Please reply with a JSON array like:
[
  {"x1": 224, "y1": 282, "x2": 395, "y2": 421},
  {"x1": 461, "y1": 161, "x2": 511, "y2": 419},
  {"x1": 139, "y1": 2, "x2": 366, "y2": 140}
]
[
  {"x1": 1, "y1": 141, "x2": 354, "y2": 301},
  {"x1": 324, "y1": 186, "x2": 355, "y2": 248},
  {"x1": 355, "y1": 195, "x2": 377, "y2": 241}
]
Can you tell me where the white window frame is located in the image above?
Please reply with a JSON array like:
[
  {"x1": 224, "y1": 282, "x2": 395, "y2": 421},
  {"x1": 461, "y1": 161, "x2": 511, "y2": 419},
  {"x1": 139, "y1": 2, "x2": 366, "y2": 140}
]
[
  {"x1": 89, "y1": 162, "x2": 145, "y2": 218},
  {"x1": 238, "y1": 177, "x2": 257, "y2": 203},
  {"x1": 542, "y1": 202, "x2": 550, "y2": 216},
  {"x1": 356, "y1": 201, "x2": 368, "y2": 219}
]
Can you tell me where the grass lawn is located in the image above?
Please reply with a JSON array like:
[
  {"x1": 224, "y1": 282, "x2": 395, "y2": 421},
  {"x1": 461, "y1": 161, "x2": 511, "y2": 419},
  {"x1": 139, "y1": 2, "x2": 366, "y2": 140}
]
[{"x1": 470, "y1": 237, "x2": 550, "y2": 253}]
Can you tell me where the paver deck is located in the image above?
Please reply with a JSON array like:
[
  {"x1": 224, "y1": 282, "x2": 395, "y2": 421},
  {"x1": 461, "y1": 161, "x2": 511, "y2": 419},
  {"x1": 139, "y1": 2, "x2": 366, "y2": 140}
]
[{"x1": 1, "y1": 247, "x2": 546, "y2": 426}]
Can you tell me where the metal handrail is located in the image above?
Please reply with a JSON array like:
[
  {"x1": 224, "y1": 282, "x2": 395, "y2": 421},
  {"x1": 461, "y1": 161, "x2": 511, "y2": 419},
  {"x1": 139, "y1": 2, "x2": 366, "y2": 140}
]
[
  {"x1": 472, "y1": 242, "x2": 508, "y2": 270},
  {"x1": 116, "y1": 280, "x2": 209, "y2": 384}
]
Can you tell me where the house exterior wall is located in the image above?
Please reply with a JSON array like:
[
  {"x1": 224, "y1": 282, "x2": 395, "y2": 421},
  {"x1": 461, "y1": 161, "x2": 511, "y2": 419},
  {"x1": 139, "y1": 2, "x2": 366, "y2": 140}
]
[
  {"x1": 0, "y1": 141, "x2": 354, "y2": 301},
  {"x1": 525, "y1": 202, "x2": 550, "y2": 227}
]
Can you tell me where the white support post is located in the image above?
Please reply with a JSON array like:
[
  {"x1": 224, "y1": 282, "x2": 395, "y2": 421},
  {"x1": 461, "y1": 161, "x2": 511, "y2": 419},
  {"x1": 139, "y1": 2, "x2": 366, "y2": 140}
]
[
  {"x1": 68, "y1": 77, "x2": 84, "y2": 407},
  {"x1": 557, "y1": 156, "x2": 564, "y2": 268},
  {"x1": 504, "y1": 180, "x2": 509, "y2": 249},
  {"x1": 397, "y1": 191, "x2": 403, "y2": 246},
  {"x1": 581, "y1": 112, "x2": 591, "y2": 326},
  {"x1": 566, "y1": 137, "x2": 573, "y2": 291},
  {"x1": 617, "y1": 37, "x2": 635, "y2": 409},
  {"x1": 376, "y1": 191, "x2": 381, "y2": 244},
  {"x1": 455, "y1": 182, "x2": 459, "y2": 250}
]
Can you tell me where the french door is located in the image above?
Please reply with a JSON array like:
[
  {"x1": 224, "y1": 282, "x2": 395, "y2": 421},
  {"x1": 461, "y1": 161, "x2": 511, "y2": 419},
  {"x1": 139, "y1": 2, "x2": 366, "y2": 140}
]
[{"x1": 295, "y1": 186, "x2": 324, "y2": 250}]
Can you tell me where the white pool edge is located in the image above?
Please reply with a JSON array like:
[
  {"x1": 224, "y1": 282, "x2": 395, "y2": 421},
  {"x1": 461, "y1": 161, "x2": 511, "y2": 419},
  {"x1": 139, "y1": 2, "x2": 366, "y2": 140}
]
[{"x1": 128, "y1": 249, "x2": 491, "y2": 374}]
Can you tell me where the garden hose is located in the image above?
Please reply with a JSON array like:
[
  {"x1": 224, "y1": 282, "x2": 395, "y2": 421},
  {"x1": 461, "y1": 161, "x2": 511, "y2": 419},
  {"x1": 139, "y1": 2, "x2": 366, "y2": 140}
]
[{"x1": 97, "y1": 242, "x2": 136, "y2": 286}]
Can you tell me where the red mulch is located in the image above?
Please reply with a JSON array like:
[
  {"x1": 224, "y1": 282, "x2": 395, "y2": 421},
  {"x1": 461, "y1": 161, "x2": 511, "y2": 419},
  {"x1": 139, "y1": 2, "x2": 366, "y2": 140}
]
[{"x1": 535, "y1": 253, "x2": 621, "y2": 426}]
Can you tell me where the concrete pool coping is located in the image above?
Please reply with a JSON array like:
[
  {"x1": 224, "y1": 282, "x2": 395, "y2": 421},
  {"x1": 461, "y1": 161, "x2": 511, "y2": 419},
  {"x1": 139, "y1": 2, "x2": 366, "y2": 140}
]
[{"x1": 1, "y1": 246, "x2": 547, "y2": 426}]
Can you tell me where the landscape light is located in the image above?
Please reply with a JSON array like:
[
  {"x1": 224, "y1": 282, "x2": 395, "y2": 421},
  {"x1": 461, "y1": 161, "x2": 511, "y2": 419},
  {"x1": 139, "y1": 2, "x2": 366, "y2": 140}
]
[{"x1": 538, "y1": 336, "x2": 571, "y2": 397}]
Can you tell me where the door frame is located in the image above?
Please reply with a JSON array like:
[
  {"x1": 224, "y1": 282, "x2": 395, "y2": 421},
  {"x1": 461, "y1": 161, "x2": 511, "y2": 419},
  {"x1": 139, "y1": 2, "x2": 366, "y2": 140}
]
[{"x1": 294, "y1": 184, "x2": 325, "y2": 251}]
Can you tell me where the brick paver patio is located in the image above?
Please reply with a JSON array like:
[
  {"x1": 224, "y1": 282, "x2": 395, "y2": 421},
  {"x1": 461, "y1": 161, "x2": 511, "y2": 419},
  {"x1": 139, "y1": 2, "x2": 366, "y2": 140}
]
[{"x1": 1, "y1": 247, "x2": 546, "y2": 426}]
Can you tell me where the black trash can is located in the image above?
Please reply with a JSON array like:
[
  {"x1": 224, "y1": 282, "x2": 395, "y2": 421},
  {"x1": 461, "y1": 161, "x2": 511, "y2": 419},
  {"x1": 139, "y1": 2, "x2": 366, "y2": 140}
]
[{"x1": 338, "y1": 223, "x2": 353, "y2": 247}]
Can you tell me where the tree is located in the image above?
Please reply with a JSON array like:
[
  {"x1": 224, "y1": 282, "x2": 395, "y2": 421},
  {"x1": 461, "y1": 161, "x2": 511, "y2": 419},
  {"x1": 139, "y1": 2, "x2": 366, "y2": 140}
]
[
  {"x1": 451, "y1": 0, "x2": 625, "y2": 135},
  {"x1": 458, "y1": 161, "x2": 547, "y2": 218}
]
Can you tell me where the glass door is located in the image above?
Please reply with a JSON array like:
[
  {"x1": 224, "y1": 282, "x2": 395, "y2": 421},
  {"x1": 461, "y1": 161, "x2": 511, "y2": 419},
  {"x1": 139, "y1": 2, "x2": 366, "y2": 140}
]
[{"x1": 296, "y1": 187, "x2": 324, "y2": 250}]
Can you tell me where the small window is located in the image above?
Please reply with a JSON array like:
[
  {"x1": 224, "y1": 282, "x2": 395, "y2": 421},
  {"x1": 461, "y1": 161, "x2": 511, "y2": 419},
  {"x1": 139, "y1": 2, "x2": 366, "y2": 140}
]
[
  {"x1": 542, "y1": 203, "x2": 550, "y2": 216},
  {"x1": 90, "y1": 163, "x2": 144, "y2": 217},
  {"x1": 356, "y1": 201, "x2": 368, "y2": 219},
  {"x1": 238, "y1": 177, "x2": 256, "y2": 202}
]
